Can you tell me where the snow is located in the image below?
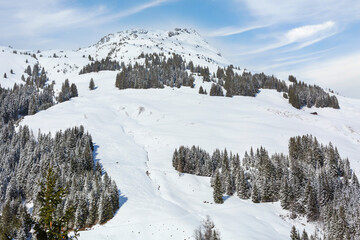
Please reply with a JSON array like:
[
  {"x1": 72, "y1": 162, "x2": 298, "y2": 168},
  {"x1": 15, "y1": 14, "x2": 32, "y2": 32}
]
[
  {"x1": 0, "y1": 47, "x2": 37, "y2": 88},
  {"x1": 2, "y1": 28, "x2": 359, "y2": 239}
]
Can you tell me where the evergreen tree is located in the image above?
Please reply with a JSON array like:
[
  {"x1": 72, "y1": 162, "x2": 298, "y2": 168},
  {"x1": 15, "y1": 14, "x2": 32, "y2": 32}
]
[
  {"x1": 33, "y1": 167, "x2": 76, "y2": 240},
  {"x1": 213, "y1": 173, "x2": 224, "y2": 204},
  {"x1": 236, "y1": 168, "x2": 249, "y2": 199},
  {"x1": 70, "y1": 83, "x2": 78, "y2": 97},
  {"x1": 3, "y1": 73, "x2": 7, "y2": 78},
  {"x1": 301, "y1": 229, "x2": 309, "y2": 240},
  {"x1": 199, "y1": 86, "x2": 205, "y2": 94},
  {"x1": 251, "y1": 182, "x2": 260, "y2": 203},
  {"x1": 290, "y1": 226, "x2": 300, "y2": 240},
  {"x1": 89, "y1": 78, "x2": 95, "y2": 90}
]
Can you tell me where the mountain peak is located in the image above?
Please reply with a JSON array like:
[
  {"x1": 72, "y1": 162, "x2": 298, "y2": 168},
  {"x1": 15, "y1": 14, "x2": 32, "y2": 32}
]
[{"x1": 82, "y1": 28, "x2": 229, "y2": 71}]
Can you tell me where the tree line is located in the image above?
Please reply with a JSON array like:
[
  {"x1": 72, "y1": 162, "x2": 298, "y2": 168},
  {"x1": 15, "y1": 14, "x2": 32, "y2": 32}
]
[
  {"x1": 173, "y1": 135, "x2": 360, "y2": 239},
  {"x1": 0, "y1": 64, "x2": 54, "y2": 124},
  {"x1": 115, "y1": 53, "x2": 194, "y2": 89},
  {"x1": 113, "y1": 52, "x2": 340, "y2": 109},
  {"x1": 79, "y1": 58, "x2": 121, "y2": 74}
]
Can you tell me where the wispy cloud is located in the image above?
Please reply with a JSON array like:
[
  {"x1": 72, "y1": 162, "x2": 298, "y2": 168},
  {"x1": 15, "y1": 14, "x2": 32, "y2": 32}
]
[
  {"x1": 285, "y1": 21, "x2": 335, "y2": 42},
  {"x1": 207, "y1": 24, "x2": 268, "y2": 37},
  {"x1": 98, "y1": 0, "x2": 172, "y2": 24},
  {"x1": 0, "y1": 0, "x2": 172, "y2": 45},
  {"x1": 238, "y1": 21, "x2": 337, "y2": 55}
]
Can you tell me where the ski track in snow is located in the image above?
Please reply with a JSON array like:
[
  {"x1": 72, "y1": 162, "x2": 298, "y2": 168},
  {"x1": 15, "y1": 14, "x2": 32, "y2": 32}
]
[{"x1": 1, "y1": 29, "x2": 360, "y2": 239}]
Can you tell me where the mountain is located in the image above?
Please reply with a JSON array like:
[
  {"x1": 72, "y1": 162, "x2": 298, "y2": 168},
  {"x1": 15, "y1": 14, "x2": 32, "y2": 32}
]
[{"x1": 1, "y1": 28, "x2": 360, "y2": 239}]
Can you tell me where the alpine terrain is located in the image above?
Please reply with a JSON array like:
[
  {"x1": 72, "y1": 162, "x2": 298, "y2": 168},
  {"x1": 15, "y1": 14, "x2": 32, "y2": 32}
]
[{"x1": 1, "y1": 28, "x2": 360, "y2": 240}]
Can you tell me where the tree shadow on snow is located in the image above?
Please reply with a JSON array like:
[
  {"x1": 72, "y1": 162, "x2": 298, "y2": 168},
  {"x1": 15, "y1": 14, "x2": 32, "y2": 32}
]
[
  {"x1": 222, "y1": 195, "x2": 231, "y2": 202},
  {"x1": 114, "y1": 190, "x2": 128, "y2": 216},
  {"x1": 92, "y1": 144, "x2": 103, "y2": 173},
  {"x1": 92, "y1": 144, "x2": 128, "y2": 215}
]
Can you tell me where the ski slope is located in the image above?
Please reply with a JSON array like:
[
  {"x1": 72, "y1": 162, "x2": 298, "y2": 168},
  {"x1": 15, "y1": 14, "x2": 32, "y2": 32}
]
[{"x1": 2, "y1": 28, "x2": 360, "y2": 239}]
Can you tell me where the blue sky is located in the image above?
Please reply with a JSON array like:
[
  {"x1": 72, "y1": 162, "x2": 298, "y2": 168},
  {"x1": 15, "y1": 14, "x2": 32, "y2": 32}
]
[{"x1": 1, "y1": 0, "x2": 359, "y2": 98}]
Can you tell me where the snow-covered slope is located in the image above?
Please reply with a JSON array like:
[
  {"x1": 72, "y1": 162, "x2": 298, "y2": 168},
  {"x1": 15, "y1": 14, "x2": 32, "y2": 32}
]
[
  {"x1": 1, "y1": 28, "x2": 360, "y2": 239},
  {"x1": 0, "y1": 47, "x2": 38, "y2": 88}
]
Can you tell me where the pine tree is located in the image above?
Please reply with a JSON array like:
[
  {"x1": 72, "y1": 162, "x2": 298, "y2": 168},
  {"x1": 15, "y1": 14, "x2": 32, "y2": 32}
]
[
  {"x1": 236, "y1": 168, "x2": 249, "y2": 199},
  {"x1": 301, "y1": 229, "x2": 309, "y2": 240},
  {"x1": 89, "y1": 78, "x2": 95, "y2": 90},
  {"x1": 251, "y1": 182, "x2": 260, "y2": 203},
  {"x1": 290, "y1": 226, "x2": 300, "y2": 240},
  {"x1": 213, "y1": 173, "x2": 224, "y2": 204},
  {"x1": 305, "y1": 183, "x2": 318, "y2": 221},
  {"x1": 3, "y1": 73, "x2": 7, "y2": 78},
  {"x1": 199, "y1": 86, "x2": 205, "y2": 94},
  {"x1": 70, "y1": 83, "x2": 78, "y2": 97},
  {"x1": 34, "y1": 167, "x2": 76, "y2": 239},
  {"x1": 280, "y1": 177, "x2": 290, "y2": 209}
]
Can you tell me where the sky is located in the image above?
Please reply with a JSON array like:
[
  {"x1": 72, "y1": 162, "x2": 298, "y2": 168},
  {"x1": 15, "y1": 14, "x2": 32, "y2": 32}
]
[{"x1": 0, "y1": 0, "x2": 359, "y2": 98}]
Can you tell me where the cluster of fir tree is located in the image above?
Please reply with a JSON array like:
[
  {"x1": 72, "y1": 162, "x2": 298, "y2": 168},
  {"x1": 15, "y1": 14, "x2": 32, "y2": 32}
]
[
  {"x1": 0, "y1": 125, "x2": 119, "y2": 239},
  {"x1": 198, "y1": 66, "x2": 339, "y2": 110},
  {"x1": 115, "y1": 53, "x2": 195, "y2": 89},
  {"x1": 209, "y1": 83, "x2": 224, "y2": 96},
  {"x1": 57, "y1": 79, "x2": 78, "y2": 103},
  {"x1": 187, "y1": 61, "x2": 211, "y2": 82},
  {"x1": 0, "y1": 64, "x2": 54, "y2": 124},
  {"x1": 212, "y1": 66, "x2": 288, "y2": 97},
  {"x1": 290, "y1": 225, "x2": 321, "y2": 240},
  {"x1": 172, "y1": 135, "x2": 360, "y2": 239},
  {"x1": 23, "y1": 64, "x2": 48, "y2": 88},
  {"x1": 79, "y1": 57, "x2": 121, "y2": 74},
  {"x1": 287, "y1": 75, "x2": 339, "y2": 109}
]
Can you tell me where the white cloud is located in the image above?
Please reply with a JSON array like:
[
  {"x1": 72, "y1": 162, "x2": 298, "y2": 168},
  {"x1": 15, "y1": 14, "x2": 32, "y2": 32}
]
[
  {"x1": 238, "y1": 21, "x2": 337, "y2": 55},
  {"x1": 0, "y1": 0, "x2": 171, "y2": 43},
  {"x1": 207, "y1": 24, "x2": 268, "y2": 37},
  {"x1": 285, "y1": 21, "x2": 335, "y2": 43}
]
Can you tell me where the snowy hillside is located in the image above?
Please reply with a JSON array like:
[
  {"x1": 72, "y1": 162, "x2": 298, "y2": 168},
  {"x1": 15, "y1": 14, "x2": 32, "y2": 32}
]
[
  {"x1": 1, "y1": 28, "x2": 360, "y2": 239},
  {"x1": 80, "y1": 28, "x2": 230, "y2": 71}
]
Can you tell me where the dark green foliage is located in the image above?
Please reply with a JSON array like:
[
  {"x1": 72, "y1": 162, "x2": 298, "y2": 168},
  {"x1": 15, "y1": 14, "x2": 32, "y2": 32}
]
[
  {"x1": 173, "y1": 135, "x2": 360, "y2": 239},
  {"x1": 0, "y1": 63, "x2": 53, "y2": 123},
  {"x1": 290, "y1": 226, "x2": 300, "y2": 240},
  {"x1": 251, "y1": 182, "x2": 260, "y2": 203},
  {"x1": 288, "y1": 81, "x2": 339, "y2": 109},
  {"x1": 0, "y1": 125, "x2": 120, "y2": 235},
  {"x1": 213, "y1": 173, "x2": 224, "y2": 204},
  {"x1": 116, "y1": 53, "x2": 194, "y2": 89},
  {"x1": 199, "y1": 86, "x2": 206, "y2": 94},
  {"x1": 3, "y1": 73, "x2": 6, "y2": 78},
  {"x1": 0, "y1": 78, "x2": 54, "y2": 124},
  {"x1": 34, "y1": 167, "x2": 76, "y2": 239},
  {"x1": 89, "y1": 78, "x2": 95, "y2": 90},
  {"x1": 57, "y1": 79, "x2": 78, "y2": 103},
  {"x1": 289, "y1": 75, "x2": 297, "y2": 84},
  {"x1": 209, "y1": 83, "x2": 224, "y2": 96},
  {"x1": 0, "y1": 198, "x2": 31, "y2": 239},
  {"x1": 219, "y1": 65, "x2": 288, "y2": 97},
  {"x1": 79, "y1": 58, "x2": 121, "y2": 74}
]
